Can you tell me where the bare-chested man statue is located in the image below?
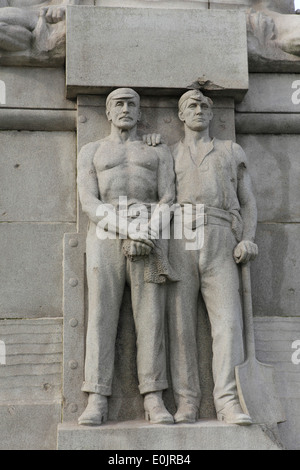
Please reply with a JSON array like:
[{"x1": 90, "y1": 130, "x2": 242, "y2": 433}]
[
  {"x1": 77, "y1": 88, "x2": 176, "y2": 426},
  {"x1": 0, "y1": 0, "x2": 79, "y2": 52}
]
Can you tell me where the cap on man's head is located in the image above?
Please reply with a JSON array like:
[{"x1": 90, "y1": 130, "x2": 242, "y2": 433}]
[
  {"x1": 106, "y1": 88, "x2": 140, "y2": 109},
  {"x1": 178, "y1": 90, "x2": 213, "y2": 111}
]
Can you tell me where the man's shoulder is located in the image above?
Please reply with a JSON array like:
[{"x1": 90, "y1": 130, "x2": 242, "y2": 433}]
[
  {"x1": 213, "y1": 138, "x2": 246, "y2": 157},
  {"x1": 79, "y1": 137, "x2": 108, "y2": 153}
]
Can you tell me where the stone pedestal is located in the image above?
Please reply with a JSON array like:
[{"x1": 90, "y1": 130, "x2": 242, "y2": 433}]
[{"x1": 57, "y1": 420, "x2": 283, "y2": 450}]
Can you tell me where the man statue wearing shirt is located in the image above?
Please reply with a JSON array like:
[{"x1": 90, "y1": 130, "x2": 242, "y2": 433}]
[{"x1": 167, "y1": 90, "x2": 258, "y2": 425}]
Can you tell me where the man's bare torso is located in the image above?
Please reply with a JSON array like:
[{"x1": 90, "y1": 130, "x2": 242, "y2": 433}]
[{"x1": 93, "y1": 138, "x2": 161, "y2": 208}]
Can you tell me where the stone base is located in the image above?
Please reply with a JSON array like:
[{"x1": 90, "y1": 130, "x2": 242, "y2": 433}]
[{"x1": 57, "y1": 419, "x2": 283, "y2": 450}]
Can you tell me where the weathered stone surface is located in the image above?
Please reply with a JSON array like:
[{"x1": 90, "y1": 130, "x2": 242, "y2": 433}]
[
  {"x1": 66, "y1": 7, "x2": 248, "y2": 100},
  {"x1": 209, "y1": 0, "x2": 251, "y2": 9},
  {"x1": 251, "y1": 223, "x2": 300, "y2": 317},
  {"x1": 57, "y1": 420, "x2": 282, "y2": 450},
  {"x1": 0, "y1": 109, "x2": 76, "y2": 131},
  {"x1": 0, "y1": 131, "x2": 76, "y2": 222},
  {"x1": 0, "y1": 318, "x2": 62, "y2": 403},
  {"x1": 95, "y1": 0, "x2": 209, "y2": 8},
  {"x1": 235, "y1": 113, "x2": 300, "y2": 134},
  {"x1": 0, "y1": 403, "x2": 61, "y2": 450},
  {"x1": 0, "y1": 222, "x2": 75, "y2": 318},
  {"x1": 236, "y1": 134, "x2": 300, "y2": 223},
  {"x1": 0, "y1": 67, "x2": 75, "y2": 109},
  {"x1": 236, "y1": 74, "x2": 300, "y2": 113},
  {"x1": 254, "y1": 317, "x2": 300, "y2": 450}
]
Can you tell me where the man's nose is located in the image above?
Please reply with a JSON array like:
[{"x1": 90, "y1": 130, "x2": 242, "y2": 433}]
[
  {"x1": 196, "y1": 105, "x2": 203, "y2": 114},
  {"x1": 122, "y1": 103, "x2": 129, "y2": 113}
]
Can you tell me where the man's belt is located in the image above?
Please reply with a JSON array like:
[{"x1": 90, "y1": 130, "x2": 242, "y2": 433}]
[{"x1": 178, "y1": 205, "x2": 234, "y2": 229}]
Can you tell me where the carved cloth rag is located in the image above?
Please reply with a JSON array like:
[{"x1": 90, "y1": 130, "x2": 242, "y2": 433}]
[{"x1": 122, "y1": 239, "x2": 180, "y2": 284}]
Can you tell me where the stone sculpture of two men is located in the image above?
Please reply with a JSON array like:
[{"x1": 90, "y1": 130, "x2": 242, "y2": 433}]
[{"x1": 77, "y1": 87, "x2": 258, "y2": 427}]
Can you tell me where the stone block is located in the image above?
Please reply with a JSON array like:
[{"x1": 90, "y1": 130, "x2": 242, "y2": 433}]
[
  {"x1": 0, "y1": 131, "x2": 76, "y2": 222},
  {"x1": 0, "y1": 319, "x2": 62, "y2": 403},
  {"x1": 236, "y1": 74, "x2": 300, "y2": 113},
  {"x1": 0, "y1": 67, "x2": 75, "y2": 110},
  {"x1": 251, "y1": 223, "x2": 300, "y2": 317},
  {"x1": 0, "y1": 109, "x2": 76, "y2": 132},
  {"x1": 0, "y1": 222, "x2": 75, "y2": 318},
  {"x1": 57, "y1": 420, "x2": 282, "y2": 450},
  {"x1": 66, "y1": 7, "x2": 248, "y2": 100},
  {"x1": 236, "y1": 134, "x2": 300, "y2": 223},
  {"x1": 254, "y1": 317, "x2": 300, "y2": 450},
  {"x1": 209, "y1": 0, "x2": 251, "y2": 10},
  {"x1": 95, "y1": 0, "x2": 209, "y2": 8},
  {"x1": 235, "y1": 113, "x2": 300, "y2": 134},
  {"x1": 0, "y1": 403, "x2": 61, "y2": 450}
]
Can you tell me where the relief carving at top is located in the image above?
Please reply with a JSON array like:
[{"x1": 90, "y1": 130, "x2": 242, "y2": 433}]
[
  {"x1": 247, "y1": 0, "x2": 300, "y2": 71},
  {"x1": 0, "y1": 0, "x2": 80, "y2": 65}
]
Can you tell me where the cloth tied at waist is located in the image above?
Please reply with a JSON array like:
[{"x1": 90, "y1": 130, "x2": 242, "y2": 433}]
[{"x1": 178, "y1": 204, "x2": 244, "y2": 242}]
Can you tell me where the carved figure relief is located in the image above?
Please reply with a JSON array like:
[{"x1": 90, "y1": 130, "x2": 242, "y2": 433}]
[
  {"x1": 0, "y1": 0, "x2": 80, "y2": 65},
  {"x1": 247, "y1": 0, "x2": 300, "y2": 70},
  {"x1": 77, "y1": 88, "x2": 176, "y2": 426}
]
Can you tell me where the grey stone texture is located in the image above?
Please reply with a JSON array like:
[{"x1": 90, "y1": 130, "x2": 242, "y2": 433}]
[
  {"x1": 66, "y1": 6, "x2": 248, "y2": 100},
  {"x1": 0, "y1": 403, "x2": 61, "y2": 450},
  {"x1": 57, "y1": 420, "x2": 282, "y2": 450},
  {"x1": 0, "y1": 57, "x2": 76, "y2": 448},
  {"x1": 0, "y1": 131, "x2": 76, "y2": 222},
  {"x1": 254, "y1": 318, "x2": 300, "y2": 450},
  {"x1": 0, "y1": 319, "x2": 63, "y2": 403},
  {"x1": 0, "y1": 222, "x2": 75, "y2": 318}
]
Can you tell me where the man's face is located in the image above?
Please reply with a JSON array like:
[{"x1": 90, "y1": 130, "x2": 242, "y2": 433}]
[
  {"x1": 179, "y1": 98, "x2": 213, "y2": 131},
  {"x1": 106, "y1": 97, "x2": 141, "y2": 130}
]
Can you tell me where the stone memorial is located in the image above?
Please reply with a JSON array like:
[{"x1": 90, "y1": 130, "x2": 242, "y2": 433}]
[{"x1": 0, "y1": 0, "x2": 300, "y2": 451}]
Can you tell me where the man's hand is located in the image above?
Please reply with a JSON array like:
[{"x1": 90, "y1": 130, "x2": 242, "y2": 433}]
[
  {"x1": 142, "y1": 133, "x2": 162, "y2": 147},
  {"x1": 41, "y1": 6, "x2": 66, "y2": 24},
  {"x1": 128, "y1": 240, "x2": 153, "y2": 257},
  {"x1": 234, "y1": 240, "x2": 258, "y2": 264}
]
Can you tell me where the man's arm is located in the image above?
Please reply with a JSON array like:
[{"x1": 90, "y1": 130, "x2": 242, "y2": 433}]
[
  {"x1": 234, "y1": 143, "x2": 258, "y2": 264},
  {"x1": 77, "y1": 141, "x2": 103, "y2": 226}
]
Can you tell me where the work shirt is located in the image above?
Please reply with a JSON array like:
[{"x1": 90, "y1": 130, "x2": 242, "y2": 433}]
[{"x1": 171, "y1": 138, "x2": 247, "y2": 214}]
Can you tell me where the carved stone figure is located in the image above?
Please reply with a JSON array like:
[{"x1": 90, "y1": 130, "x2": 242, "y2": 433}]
[
  {"x1": 77, "y1": 88, "x2": 176, "y2": 426},
  {"x1": 248, "y1": 0, "x2": 300, "y2": 69},
  {"x1": 167, "y1": 90, "x2": 258, "y2": 425},
  {"x1": 0, "y1": 0, "x2": 80, "y2": 65}
]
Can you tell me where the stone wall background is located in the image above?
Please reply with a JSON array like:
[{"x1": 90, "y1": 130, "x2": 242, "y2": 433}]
[
  {"x1": 236, "y1": 73, "x2": 300, "y2": 450},
  {"x1": 0, "y1": 67, "x2": 76, "y2": 449}
]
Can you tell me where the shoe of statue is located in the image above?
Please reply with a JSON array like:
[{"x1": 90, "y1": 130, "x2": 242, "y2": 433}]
[
  {"x1": 144, "y1": 392, "x2": 174, "y2": 425},
  {"x1": 174, "y1": 399, "x2": 199, "y2": 424},
  {"x1": 217, "y1": 402, "x2": 252, "y2": 426},
  {"x1": 78, "y1": 393, "x2": 108, "y2": 426}
]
